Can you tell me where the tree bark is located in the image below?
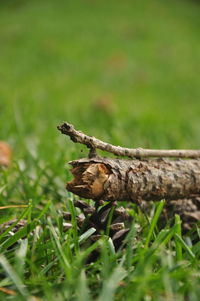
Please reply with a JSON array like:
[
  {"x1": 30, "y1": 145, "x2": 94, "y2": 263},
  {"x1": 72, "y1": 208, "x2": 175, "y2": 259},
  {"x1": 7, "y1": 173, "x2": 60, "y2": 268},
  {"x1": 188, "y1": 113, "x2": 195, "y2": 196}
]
[{"x1": 67, "y1": 157, "x2": 200, "y2": 202}]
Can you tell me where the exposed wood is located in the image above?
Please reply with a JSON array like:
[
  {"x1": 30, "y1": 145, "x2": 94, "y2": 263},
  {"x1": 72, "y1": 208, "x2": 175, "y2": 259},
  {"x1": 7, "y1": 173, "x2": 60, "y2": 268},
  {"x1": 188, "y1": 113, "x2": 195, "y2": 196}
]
[
  {"x1": 58, "y1": 122, "x2": 200, "y2": 158},
  {"x1": 67, "y1": 157, "x2": 200, "y2": 202}
]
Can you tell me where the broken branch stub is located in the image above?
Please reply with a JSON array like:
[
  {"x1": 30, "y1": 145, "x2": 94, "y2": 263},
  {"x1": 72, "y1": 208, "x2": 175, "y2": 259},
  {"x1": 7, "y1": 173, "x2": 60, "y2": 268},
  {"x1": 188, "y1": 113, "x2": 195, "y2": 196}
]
[{"x1": 67, "y1": 157, "x2": 200, "y2": 202}]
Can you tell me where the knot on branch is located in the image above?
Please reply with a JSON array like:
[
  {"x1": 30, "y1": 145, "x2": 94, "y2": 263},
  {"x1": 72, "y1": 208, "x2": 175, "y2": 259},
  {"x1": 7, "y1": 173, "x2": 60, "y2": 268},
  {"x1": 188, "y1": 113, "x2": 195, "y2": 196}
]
[{"x1": 57, "y1": 123, "x2": 78, "y2": 143}]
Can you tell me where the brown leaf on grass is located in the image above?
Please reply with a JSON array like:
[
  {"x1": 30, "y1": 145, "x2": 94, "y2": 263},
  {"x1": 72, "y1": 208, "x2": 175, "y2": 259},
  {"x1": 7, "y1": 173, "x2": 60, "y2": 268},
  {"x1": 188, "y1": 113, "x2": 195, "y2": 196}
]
[
  {"x1": 0, "y1": 141, "x2": 12, "y2": 166},
  {"x1": 0, "y1": 287, "x2": 17, "y2": 296}
]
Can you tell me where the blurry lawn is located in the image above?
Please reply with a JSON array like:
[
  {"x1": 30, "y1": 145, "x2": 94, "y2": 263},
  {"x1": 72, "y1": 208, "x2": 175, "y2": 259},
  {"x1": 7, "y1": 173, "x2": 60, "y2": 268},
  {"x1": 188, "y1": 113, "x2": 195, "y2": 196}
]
[
  {"x1": 1, "y1": 0, "x2": 200, "y2": 153},
  {"x1": 0, "y1": 0, "x2": 200, "y2": 300}
]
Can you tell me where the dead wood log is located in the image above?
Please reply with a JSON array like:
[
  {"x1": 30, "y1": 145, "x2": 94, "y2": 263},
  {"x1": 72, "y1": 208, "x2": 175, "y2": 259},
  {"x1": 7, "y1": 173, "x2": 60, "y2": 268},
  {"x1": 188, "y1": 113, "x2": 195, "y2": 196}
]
[
  {"x1": 67, "y1": 157, "x2": 200, "y2": 202},
  {"x1": 58, "y1": 122, "x2": 200, "y2": 228}
]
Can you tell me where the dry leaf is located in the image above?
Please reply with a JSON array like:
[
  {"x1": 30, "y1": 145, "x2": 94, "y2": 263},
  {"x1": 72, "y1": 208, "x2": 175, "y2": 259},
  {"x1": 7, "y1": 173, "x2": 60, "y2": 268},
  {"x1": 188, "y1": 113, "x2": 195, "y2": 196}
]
[
  {"x1": 0, "y1": 287, "x2": 17, "y2": 296},
  {"x1": 0, "y1": 141, "x2": 12, "y2": 166}
]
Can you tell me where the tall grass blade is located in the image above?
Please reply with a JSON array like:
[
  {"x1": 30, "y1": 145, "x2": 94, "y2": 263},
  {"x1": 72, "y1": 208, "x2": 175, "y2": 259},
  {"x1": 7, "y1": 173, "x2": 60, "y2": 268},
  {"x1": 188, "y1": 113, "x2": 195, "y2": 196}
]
[
  {"x1": 144, "y1": 200, "x2": 165, "y2": 249},
  {"x1": 0, "y1": 254, "x2": 29, "y2": 300},
  {"x1": 174, "y1": 214, "x2": 182, "y2": 261}
]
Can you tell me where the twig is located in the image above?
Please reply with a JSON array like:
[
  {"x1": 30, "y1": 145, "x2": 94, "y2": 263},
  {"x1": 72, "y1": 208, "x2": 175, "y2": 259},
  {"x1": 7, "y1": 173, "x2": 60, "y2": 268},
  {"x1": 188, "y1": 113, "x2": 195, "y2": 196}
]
[
  {"x1": 0, "y1": 205, "x2": 28, "y2": 210},
  {"x1": 57, "y1": 122, "x2": 200, "y2": 158}
]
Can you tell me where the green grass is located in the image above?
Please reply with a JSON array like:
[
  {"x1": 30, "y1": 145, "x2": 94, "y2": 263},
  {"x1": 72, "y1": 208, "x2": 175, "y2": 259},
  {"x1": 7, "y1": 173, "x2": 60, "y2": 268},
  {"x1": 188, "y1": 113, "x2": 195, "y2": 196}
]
[{"x1": 0, "y1": 0, "x2": 200, "y2": 300}]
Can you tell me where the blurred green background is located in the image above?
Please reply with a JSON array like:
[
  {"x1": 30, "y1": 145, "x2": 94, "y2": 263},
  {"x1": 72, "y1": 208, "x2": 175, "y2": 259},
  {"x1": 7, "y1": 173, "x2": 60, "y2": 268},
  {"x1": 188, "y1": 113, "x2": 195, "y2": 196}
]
[{"x1": 1, "y1": 0, "x2": 200, "y2": 162}]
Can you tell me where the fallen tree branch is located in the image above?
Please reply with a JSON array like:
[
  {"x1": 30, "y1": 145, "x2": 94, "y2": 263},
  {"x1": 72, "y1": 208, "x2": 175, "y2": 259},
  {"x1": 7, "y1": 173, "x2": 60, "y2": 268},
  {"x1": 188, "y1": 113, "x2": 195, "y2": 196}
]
[
  {"x1": 67, "y1": 157, "x2": 200, "y2": 202},
  {"x1": 58, "y1": 122, "x2": 200, "y2": 158},
  {"x1": 58, "y1": 123, "x2": 200, "y2": 227}
]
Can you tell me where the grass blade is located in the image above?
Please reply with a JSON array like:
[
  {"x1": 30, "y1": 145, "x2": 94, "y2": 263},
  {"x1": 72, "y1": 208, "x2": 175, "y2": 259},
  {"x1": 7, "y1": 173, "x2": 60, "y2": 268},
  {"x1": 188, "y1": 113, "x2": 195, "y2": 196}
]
[
  {"x1": 144, "y1": 200, "x2": 165, "y2": 249},
  {"x1": 0, "y1": 254, "x2": 29, "y2": 300},
  {"x1": 77, "y1": 270, "x2": 91, "y2": 301},
  {"x1": 98, "y1": 265, "x2": 127, "y2": 301},
  {"x1": 174, "y1": 214, "x2": 182, "y2": 261},
  {"x1": 174, "y1": 234, "x2": 196, "y2": 261}
]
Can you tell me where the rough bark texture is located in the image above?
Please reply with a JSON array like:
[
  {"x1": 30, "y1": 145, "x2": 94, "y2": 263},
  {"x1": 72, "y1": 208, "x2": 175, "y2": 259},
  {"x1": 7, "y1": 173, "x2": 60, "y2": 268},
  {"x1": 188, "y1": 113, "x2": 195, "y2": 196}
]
[{"x1": 67, "y1": 157, "x2": 200, "y2": 202}]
